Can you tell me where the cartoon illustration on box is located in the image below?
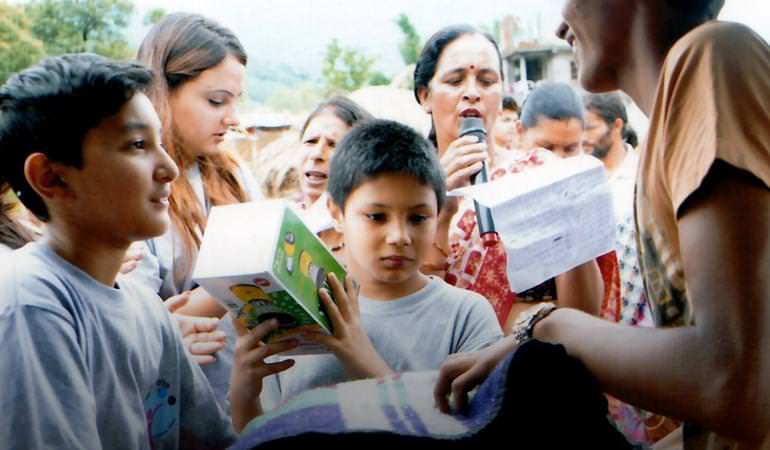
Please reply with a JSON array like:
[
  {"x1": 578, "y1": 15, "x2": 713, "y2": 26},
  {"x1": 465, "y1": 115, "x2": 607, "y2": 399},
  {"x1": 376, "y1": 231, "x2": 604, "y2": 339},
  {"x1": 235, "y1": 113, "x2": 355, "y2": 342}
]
[
  {"x1": 272, "y1": 207, "x2": 343, "y2": 331},
  {"x1": 229, "y1": 283, "x2": 297, "y2": 330},
  {"x1": 253, "y1": 277, "x2": 271, "y2": 288},
  {"x1": 283, "y1": 232, "x2": 296, "y2": 274},
  {"x1": 299, "y1": 250, "x2": 326, "y2": 289}
]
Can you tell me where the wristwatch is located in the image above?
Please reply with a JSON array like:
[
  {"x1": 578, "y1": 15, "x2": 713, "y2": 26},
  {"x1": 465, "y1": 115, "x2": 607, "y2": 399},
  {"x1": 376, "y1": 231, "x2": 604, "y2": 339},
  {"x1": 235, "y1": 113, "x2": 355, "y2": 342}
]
[{"x1": 511, "y1": 302, "x2": 557, "y2": 346}]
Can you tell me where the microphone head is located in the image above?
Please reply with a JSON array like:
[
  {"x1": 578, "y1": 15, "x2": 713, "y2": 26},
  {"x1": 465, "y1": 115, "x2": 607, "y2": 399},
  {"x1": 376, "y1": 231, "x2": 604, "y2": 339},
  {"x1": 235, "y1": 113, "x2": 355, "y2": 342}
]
[{"x1": 458, "y1": 117, "x2": 486, "y2": 139}]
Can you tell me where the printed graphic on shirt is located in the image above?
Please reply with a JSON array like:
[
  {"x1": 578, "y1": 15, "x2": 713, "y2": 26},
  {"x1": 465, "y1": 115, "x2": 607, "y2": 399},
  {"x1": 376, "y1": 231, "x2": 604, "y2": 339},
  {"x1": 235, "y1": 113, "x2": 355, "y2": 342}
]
[
  {"x1": 145, "y1": 378, "x2": 178, "y2": 450},
  {"x1": 638, "y1": 229, "x2": 688, "y2": 327}
]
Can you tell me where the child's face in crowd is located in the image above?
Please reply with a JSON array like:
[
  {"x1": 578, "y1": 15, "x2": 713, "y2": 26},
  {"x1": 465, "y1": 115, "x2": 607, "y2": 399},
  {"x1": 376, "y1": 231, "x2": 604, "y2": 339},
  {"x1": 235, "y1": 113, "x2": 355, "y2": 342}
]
[
  {"x1": 330, "y1": 172, "x2": 437, "y2": 299},
  {"x1": 58, "y1": 93, "x2": 178, "y2": 244},
  {"x1": 493, "y1": 109, "x2": 518, "y2": 149},
  {"x1": 299, "y1": 110, "x2": 351, "y2": 205},
  {"x1": 169, "y1": 54, "x2": 245, "y2": 157},
  {"x1": 519, "y1": 116, "x2": 584, "y2": 159},
  {"x1": 419, "y1": 33, "x2": 502, "y2": 148}
]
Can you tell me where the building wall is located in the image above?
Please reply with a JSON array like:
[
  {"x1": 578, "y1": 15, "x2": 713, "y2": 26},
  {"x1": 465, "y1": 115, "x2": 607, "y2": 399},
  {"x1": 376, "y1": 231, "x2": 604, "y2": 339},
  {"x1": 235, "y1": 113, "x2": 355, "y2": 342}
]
[
  {"x1": 504, "y1": 49, "x2": 575, "y2": 89},
  {"x1": 546, "y1": 53, "x2": 575, "y2": 83}
]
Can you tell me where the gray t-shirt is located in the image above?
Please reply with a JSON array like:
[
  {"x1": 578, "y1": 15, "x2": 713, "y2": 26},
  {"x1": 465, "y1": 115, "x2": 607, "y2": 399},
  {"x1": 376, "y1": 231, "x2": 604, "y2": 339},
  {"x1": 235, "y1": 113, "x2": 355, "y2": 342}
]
[
  {"x1": 261, "y1": 276, "x2": 503, "y2": 411},
  {"x1": 0, "y1": 242, "x2": 236, "y2": 450},
  {"x1": 128, "y1": 159, "x2": 263, "y2": 411}
]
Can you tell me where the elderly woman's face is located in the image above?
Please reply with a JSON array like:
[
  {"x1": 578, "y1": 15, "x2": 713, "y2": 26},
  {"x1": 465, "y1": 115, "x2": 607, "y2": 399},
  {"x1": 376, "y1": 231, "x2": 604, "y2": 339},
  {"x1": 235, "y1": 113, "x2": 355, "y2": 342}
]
[{"x1": 298, "y1": 110, "x2": 351, "y2": 205}]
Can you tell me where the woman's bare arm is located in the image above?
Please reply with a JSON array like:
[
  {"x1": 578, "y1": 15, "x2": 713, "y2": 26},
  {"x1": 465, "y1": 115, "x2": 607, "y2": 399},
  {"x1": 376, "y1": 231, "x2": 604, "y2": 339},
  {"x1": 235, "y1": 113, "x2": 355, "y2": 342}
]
[{"x1": 536, "y1": 163, "x2": 770, "y2": 442}]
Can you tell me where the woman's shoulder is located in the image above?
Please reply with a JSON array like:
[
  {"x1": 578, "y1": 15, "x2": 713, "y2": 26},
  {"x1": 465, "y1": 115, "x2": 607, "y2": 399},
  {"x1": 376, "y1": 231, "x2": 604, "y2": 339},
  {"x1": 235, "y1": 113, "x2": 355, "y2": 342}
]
[
  {"x1": 667, "y1": 21, "x2": 770, "y2": 76},
  {"x1": 676, "y1": 21, "x2": 765, "y2": 53}
]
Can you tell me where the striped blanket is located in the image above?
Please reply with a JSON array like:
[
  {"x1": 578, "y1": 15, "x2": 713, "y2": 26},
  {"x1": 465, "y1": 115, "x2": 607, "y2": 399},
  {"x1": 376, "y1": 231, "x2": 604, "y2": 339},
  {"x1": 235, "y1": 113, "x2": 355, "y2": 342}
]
[{"x1": 232, "y1": 340, "x2": 633, "y2": 449}]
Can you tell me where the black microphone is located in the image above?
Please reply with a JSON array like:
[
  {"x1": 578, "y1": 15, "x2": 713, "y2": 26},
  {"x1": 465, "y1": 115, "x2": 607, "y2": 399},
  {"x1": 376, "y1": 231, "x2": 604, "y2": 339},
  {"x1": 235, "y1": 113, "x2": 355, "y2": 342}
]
[{"x1": 458, "y1": 117, "x2": 499, "y2": 247}]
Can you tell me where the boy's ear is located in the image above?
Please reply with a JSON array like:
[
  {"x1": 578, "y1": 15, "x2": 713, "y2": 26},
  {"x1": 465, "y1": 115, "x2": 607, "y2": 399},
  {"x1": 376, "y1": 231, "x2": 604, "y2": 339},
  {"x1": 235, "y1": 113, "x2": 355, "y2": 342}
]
[
  {"x1": 24, "y1": 153, "x2": 74, "y2": 203},
  {"x1": 326, "y1": 196, "x2": 344, "y2": 233}
]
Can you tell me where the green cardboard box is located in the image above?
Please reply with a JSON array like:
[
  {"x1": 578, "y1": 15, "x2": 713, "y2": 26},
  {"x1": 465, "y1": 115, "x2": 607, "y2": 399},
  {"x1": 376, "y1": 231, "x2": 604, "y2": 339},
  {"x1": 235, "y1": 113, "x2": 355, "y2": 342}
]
[{"x1": 192, "y1": 199, "x2": 345, "y2": 355}]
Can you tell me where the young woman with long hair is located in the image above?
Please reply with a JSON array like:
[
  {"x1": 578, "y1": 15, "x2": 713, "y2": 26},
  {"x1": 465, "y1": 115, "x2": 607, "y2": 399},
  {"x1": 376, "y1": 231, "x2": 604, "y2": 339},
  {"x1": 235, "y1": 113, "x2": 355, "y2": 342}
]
[{"x1": 130, "y1": 12, "x2": 262, "y2": 410}]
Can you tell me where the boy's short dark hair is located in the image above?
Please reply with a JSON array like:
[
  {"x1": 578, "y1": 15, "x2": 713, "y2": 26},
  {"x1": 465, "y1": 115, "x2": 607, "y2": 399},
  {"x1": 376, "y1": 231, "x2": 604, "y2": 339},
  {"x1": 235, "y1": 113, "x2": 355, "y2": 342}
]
[
  {"x1": 520, "y1": 81, "x2": 584, "y2": 130},
  {"x1": 502, "y1": 95, "x2": 519, "y2": 113},
  {"x1": 0, "y1": 53, "x2": 153, "y2": 221},
  {"x1": 328, "y1": 119, "x2": 446, "y2": 212}
]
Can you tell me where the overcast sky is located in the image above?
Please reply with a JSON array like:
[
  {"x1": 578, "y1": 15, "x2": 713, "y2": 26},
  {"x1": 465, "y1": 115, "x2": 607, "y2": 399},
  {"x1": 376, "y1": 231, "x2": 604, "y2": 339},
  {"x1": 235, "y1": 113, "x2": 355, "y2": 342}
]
[
  {"x1": 127, "y1": 0, "x2": 770, "y2": 76},
  {"x1": 127, "y1": 0, "x2": 561, "y2": 75}
]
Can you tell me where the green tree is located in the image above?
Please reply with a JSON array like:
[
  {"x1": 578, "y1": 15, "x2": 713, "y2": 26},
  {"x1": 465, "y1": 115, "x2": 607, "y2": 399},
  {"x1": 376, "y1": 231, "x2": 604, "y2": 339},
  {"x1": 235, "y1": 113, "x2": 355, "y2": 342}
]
[
  {"x1": 321, "y1": 39, "x2": 375, "y2": 94},
  {"x1": 395, "y1": 13, "x2": 421, "y2": 65},
  {"x1": 368, "y1": 71, "x2": 390, "y2": 86},
  {"x1": 143, "y1": 7, "x2": 165, "y2": 26},
  {"x1": 25, "y1": 0, "x2": 134, "y2": 59},
  {"x1": 0, "y1": 2, "x2": 46, "y2": 84}
]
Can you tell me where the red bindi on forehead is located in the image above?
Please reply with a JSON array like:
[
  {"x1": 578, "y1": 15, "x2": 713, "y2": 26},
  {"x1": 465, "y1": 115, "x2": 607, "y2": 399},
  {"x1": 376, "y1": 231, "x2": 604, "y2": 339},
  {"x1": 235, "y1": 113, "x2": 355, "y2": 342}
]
[{"x1": 469, "y1": 64, "x2": 476, "y2": 71}]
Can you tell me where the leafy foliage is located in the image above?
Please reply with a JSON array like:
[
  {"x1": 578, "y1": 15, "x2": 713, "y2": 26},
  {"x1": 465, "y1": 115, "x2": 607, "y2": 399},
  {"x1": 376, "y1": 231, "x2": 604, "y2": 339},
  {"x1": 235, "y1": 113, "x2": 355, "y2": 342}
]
[
  {"x1": 0, "y1": 2, "x2": 45, "y2": 84},
  {"x1": 24, "y1": 0, "x2": 134, "y2": 59},
  {"x1": 394, "y1": 13, "x2": 421, "y2": 65},
  {"x1": 143, "y1": 7, "x2": 165, "y2": 26},
  {"x1": 368, "y1": 71, "x2": 391, "y2": 86},
  {"x1": 321, "y1": 38, "x2": 376, "y2": 94}
]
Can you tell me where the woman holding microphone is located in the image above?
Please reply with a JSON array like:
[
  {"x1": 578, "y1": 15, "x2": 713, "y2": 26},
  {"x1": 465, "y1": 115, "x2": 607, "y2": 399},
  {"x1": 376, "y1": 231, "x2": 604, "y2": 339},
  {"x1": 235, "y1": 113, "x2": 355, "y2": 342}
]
[{"x1": 413, "y1": 25, "x2": 611, "y2": 333}]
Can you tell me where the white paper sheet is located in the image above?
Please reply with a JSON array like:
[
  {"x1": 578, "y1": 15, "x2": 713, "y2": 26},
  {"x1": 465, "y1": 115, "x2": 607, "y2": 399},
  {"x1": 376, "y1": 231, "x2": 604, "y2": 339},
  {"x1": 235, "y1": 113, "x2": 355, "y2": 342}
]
[{"x1": 450, "y1": 155, "x2": 617, "y2": 292}]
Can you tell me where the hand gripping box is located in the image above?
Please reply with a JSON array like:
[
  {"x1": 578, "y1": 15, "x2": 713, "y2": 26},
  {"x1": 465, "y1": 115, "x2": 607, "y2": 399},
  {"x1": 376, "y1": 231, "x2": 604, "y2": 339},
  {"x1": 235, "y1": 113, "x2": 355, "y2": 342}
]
[{"x1": 193, "y1": 199, "x2": 345, "y2": 355}]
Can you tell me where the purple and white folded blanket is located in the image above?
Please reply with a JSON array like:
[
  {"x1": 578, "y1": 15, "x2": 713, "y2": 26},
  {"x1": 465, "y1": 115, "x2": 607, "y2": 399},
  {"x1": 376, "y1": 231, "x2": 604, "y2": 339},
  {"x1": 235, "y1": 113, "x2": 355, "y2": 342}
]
[{"x1": 231, "y1": 341, "x2": 632, "y2": 449}]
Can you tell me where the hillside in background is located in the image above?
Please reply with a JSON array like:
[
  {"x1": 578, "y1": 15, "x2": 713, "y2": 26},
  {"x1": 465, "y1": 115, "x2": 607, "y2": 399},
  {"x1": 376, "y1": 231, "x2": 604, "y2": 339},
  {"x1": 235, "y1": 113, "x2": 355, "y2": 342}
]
[{"x1": 246, "y1": 60, "x2": 316, "y2": 102}]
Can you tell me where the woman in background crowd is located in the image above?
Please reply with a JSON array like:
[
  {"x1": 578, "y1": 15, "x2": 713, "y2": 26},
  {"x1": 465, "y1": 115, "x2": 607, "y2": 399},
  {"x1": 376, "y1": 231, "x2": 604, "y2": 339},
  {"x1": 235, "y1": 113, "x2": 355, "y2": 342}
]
[{"x1": 294, "y1": 95, "x2": 372, "y2": 261}]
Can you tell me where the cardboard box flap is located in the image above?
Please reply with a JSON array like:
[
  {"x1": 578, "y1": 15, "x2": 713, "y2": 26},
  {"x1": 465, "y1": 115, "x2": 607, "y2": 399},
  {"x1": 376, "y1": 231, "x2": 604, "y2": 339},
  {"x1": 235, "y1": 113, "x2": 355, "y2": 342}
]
[{"x1": 193, "y1": 200, "x2": 285, "y2": 280}]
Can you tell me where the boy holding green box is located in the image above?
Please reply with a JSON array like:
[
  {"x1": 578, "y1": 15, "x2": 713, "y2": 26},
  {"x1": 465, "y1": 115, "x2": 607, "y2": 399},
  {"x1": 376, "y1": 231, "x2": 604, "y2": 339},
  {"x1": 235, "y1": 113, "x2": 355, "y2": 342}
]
[{"x1": 252, "y1": 119, "x2": 502, "y2": 412}]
